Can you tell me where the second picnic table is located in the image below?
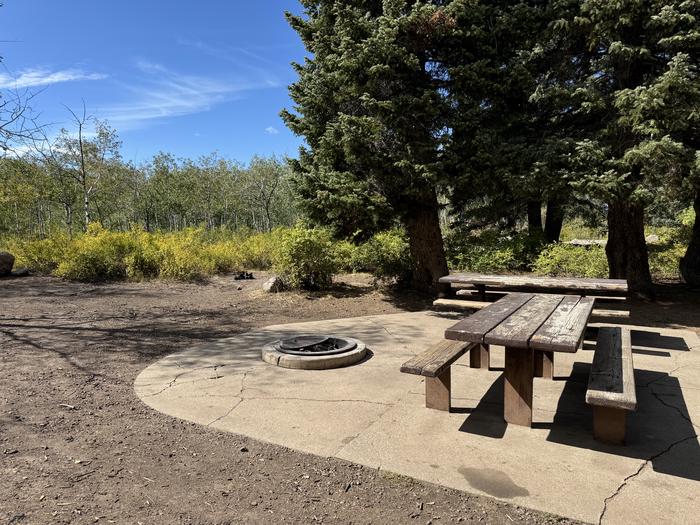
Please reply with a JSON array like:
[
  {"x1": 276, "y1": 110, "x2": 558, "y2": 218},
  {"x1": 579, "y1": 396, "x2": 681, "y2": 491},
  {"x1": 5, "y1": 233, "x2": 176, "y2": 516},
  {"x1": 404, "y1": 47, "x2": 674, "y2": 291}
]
[{"x1": 444, "y1": 292, "x2": 595, "y2": 427}]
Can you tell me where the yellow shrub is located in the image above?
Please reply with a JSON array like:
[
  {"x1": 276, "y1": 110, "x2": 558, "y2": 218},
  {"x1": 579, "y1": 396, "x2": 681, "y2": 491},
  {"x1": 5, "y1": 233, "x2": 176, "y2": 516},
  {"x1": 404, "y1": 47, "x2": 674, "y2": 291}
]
[
  {"x1": 3, "y1": 232, "x2": 71, "y2": 273},
  {"x1": 55, "y1": 224, "x2": 138, "y2": 281}
]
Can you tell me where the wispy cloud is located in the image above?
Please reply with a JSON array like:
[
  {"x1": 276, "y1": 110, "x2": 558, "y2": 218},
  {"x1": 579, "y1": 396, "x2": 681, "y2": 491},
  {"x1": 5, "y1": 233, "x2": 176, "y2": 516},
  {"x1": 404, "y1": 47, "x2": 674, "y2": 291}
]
[
  {"x1": 177, "y1": 38, "x2": 282, "y2": 85},
  {"x1": 0, "y1": 67, "x2": 106, "y2": 89},
  {"x1": 265, "y1": 126, "x2": 279, "y2": 135},
  {"x1": 100, "y1": 61, "x2": 275, "y2": 129}
]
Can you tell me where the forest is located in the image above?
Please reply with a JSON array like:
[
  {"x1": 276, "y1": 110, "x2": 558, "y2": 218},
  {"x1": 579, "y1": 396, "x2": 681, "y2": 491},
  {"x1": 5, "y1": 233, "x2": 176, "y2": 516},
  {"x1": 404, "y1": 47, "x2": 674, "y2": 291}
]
[{"x1": 1, "y1": 0, "x2": 699, "y2": 300}]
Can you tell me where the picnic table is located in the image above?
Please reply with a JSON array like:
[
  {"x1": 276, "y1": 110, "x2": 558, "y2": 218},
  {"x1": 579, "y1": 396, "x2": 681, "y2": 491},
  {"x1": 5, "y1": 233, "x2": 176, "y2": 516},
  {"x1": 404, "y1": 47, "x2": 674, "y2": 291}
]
[
  {"x1": 439, "y1": 273, "x2": 628, "y2": 296},
  {"x1": 444, "y1": 292, "x2": 595, "y2": 427}
]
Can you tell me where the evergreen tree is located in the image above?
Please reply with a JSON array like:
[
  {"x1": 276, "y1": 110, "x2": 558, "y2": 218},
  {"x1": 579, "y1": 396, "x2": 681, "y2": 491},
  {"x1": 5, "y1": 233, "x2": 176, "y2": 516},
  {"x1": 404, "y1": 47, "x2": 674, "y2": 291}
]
[
  {"x1": 543, "y1": 0, "x2": 700, "y2": 296},
  {"x1": 283, "y1": 0, "x2": 455, "y2": 291}
]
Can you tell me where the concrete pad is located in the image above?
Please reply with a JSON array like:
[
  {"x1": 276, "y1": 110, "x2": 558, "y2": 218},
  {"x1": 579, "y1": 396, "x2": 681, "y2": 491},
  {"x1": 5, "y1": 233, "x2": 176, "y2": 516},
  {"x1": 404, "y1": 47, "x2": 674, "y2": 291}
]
[{"x1": 135, "y1": 312, "x2": 700, "y2": 524}]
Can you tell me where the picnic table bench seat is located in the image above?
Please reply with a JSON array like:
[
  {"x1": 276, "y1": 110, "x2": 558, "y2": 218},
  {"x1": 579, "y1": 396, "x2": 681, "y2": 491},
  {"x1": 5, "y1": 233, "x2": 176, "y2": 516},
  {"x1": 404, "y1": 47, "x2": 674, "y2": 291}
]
[
  {"x1": 586, "y1": 327, "x2": 637, "y2": 445},
  {"x1": 400, "y1": 339, "x2": 488, "y2": 412}
]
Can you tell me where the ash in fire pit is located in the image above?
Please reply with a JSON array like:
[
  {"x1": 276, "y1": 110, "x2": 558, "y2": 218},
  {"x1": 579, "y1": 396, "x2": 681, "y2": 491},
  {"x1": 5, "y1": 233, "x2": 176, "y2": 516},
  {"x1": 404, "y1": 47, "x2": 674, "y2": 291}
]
[
  {"x1": 262, "y1": 334, "x2": 366, "y2": 369},
  {"x1": 278, "y1": 335, "x2": 357, "y2": 356}
]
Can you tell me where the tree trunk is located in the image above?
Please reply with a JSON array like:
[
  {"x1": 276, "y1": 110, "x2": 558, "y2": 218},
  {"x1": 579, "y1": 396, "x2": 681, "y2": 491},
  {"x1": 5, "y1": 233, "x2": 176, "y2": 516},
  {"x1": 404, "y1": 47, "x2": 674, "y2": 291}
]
[
  {"x1": 402, "y1": 191, "x2": 449, "y2": 293},
  {"x1": 606, "y1": 199, "x2": 654, "y2": 298},
  {"x1": 680, "y1": 189, "x2": 700, "y2": 286},
  {"x1": 83, "y1": 185, "x2": 90, "y2": 232},
  {"x1": 65, "y1": 203, "x2": 73, "y2": 240},
  {"x1": 544, "y1": 199, "x2": 565, "y2": 243},
  {"x1": 527, "y1": 200, "x2": 543, "y2": 237}
]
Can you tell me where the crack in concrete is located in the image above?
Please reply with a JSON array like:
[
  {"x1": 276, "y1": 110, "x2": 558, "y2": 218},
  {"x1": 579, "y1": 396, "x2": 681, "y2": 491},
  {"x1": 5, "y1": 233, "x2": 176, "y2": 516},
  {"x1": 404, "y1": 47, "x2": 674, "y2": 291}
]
[
  {"x1": 241, "y1": 395, "x2": 392, "y2": 406},
  {"x1": 332, "y1": 403, "x2": 396, "y2": 458},
  {"x1": 637, "y1": 363, "x2": 687, "y2": 388},
  {"x1": 368, "y1": 319, "x2": 403, "y2": 343},
  {"x1": 597, "y1": 434, "x2": 698, "y2": 525},
  {"x1": 144, "y1": 374, "x2": 182, "y2": 397},
  {"x1": 598, "y1": 382, "x2": 699, "y2": 525},
  {"x1": 206, "y1": 398, "x2": 243, "y2": 427},
  {"x1": 649, "y1": 386, "x2": 699, "y2": 431},
  {"x1": 597, "y1": 348, "x2": 699, "y2": 525},
  {"x1": 205, "y1": 370, "x2": 251, "y2": 426}
]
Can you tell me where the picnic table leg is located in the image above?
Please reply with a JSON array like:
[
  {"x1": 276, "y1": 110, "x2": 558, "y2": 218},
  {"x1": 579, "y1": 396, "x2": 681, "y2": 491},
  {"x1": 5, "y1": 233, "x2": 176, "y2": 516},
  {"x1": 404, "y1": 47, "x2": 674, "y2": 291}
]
[
  {"x1": 470, "y1": 344, "x2": 490, "y2": 369},
  {"x1": 504, "y1": 347, "x2": 534, "y2": 427},
  {"x1": 534, "y1": 350, "x2": 554, "y2": 379},
  {"x1": 476, "y1": 284, "x2": 486, "y2": 301},
  {"x1": 425, "y1": 368, "x2": 451, "y2": 412}
]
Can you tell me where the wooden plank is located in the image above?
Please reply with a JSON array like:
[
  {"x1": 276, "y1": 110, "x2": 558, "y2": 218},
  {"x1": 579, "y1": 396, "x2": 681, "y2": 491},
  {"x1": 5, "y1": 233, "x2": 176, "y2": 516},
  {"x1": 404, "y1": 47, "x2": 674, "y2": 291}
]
[
  {"x1": 591, "y1": 308, "x2": 631, "y2": 319},
  {"x1": 484, "y1": 294, "x2": 565, "y2": 349},
  {"x1": 592, "y1": 405, "x2": 627, "y2": 445},
  {"x1": 530, "y1": 296, "x2": 595, "y2": 352},
  {"x1": 534, "y1": 350, "x2": 554, "y2": 379},
  {"x1": 439, "y1": 273, "x2": 628, "y2": 293},
  {"x1": 432, "y1": 298, "x2": 490, "y2": 310},
  {"x1": 426, "y1": 369, "x2": 451, "y2": 411},
  {"x1": 470, "y1": 344, "x2": 490, "y2": 369},
  {"x1": 586, "y1": 327, "x2": 636, "y2": 411},
  {"x1": 456, "y1": 289, "x2": 627, "y2": 302},
  {"x1": 444, "y1": 293, "x2": 534, "y2": 343},
  {"x1": 400, "y1": 340, "x2": 473, "y2": 377},
  {"x1": 504, "y1": 346, "x2": 534, "y2": 426}
]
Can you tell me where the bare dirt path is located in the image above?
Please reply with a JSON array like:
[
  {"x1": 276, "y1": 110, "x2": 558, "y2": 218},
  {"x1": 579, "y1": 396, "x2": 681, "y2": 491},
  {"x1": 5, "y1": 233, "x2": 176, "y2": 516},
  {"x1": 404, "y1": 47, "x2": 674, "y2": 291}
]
[{"x1": 1, "y1": 273, "x2": 695, "y2": 524}]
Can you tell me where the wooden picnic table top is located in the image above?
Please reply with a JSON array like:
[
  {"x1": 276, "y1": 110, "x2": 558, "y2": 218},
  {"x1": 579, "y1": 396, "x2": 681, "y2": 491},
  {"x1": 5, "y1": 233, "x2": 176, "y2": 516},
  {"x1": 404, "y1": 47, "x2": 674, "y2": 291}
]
[
  {"x1": 439, "y1": 273, "x2": 628, "y2": 293},
  {"x1": 444, "y1": 293, "x2": 595, "y2": 353}
]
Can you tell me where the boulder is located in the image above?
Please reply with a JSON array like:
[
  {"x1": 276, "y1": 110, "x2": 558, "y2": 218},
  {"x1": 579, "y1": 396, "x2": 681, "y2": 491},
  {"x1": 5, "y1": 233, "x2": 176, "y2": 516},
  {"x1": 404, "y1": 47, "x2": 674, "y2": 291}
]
[
  {"x1": 0, "y1": 252, "x2": 15, "y2": 277},
  {"x1": 11, "y1": 268, "x2": 29, "y2": 277},
  {"x1": 262, "y1": 276, "x2": 285, "y2": 293}
]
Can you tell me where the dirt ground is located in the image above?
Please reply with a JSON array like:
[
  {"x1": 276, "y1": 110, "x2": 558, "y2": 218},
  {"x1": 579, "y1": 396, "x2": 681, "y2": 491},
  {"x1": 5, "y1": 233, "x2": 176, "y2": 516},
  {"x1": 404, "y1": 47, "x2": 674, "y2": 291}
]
[{"x1": 1, "y1": 273, "x2": 698, "y2": 525}]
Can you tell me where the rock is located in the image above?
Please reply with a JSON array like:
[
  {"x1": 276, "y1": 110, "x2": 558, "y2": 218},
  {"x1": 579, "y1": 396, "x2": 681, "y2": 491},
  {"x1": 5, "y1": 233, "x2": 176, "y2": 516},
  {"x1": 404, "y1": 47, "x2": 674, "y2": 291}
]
[
  {"x1": 262, "y1": 276, "x2": 285, "y2": 293},
  {"x1": 645, "y1": 234, "x2": 660, "y2": 244},
  {"x1": 11, "y1": 267, "x2": 29, "y2": 277},
  {"x1": 0, "y1": 252, "x2": 15, "y2": 276}
]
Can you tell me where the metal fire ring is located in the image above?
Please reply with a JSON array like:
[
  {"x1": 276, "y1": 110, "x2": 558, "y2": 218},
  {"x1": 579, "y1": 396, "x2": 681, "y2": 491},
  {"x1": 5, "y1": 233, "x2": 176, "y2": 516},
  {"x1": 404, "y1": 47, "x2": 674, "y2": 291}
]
[
  {"x1": 279, "y1": 335, "x2": 330, "y2": 351},
  {"x1": 276, "y1": 335, "x2": 358, "y2": 356}
]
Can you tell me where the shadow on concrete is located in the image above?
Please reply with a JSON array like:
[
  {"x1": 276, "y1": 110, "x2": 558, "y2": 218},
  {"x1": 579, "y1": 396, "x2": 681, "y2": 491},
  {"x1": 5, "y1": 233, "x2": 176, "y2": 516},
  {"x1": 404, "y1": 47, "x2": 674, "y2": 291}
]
[
  {"x1": 583, "y1": 327, "x2": 688, "y2": 357},
  {"x1": 457, "y1": 376, "x2": 507, "y2": 439},
  {"x1": 544, "y1": 363, "x2": 700, "y2": 482},
  {"x1": 455, "y1": 363, "x2": 699, "y2": 482}
]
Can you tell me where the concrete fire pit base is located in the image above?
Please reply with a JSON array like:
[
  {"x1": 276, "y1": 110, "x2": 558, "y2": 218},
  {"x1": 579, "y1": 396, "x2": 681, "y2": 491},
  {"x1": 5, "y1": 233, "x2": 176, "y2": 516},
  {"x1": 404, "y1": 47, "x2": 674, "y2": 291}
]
[{"x1": 261, "y1": 337, "x2": 366, "y2": 369}]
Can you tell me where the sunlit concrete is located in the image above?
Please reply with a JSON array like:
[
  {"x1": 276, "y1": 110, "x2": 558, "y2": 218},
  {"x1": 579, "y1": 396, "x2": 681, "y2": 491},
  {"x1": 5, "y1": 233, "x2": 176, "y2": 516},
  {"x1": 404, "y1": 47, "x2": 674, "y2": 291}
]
[{"x1": 135, "y1": 312, "x2": 700, "y2": 524}]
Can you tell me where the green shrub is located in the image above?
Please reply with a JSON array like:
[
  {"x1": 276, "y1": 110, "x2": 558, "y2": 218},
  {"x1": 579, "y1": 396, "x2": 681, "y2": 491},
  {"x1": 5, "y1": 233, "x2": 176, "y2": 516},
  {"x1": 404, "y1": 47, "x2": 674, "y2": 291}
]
[
  {"x1": 333, "y1": 240, "x2": 364, "y2": 273},
  {"x1": 273, "y1": 226, "x2": 337, "y2": 290},
  {"x1": 559, "y1": 218, "x2": 606, "y2": 242},
  {"x1": 675, "y1": 206, "x2": 695, "y2": 244},
  {"x1": 445, "y1": 230, "x2": 543, "y2": 273},
  {"x1": 648, "y1": 243, "x2": 685, "y2": 280},
  {"x1": 533, "y1": 244, "x2": 609, "y2": 278},
  {"x1": 355, "y1": 228, "x2": 412, "y2": 283}
]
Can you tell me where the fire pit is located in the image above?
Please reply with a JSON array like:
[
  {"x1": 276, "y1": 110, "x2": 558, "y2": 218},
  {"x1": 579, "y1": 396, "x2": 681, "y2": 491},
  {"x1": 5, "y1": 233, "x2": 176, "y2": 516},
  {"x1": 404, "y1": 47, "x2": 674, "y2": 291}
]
[{"x1": 262, "y1": 334, "x2": 367, "y2": 370}]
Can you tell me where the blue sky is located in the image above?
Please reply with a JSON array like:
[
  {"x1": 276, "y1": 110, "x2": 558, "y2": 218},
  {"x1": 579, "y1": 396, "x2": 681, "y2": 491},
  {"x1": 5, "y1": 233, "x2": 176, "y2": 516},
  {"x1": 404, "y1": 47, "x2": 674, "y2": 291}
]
[{"x1": 0, "y1": 1, "x2": 306, "y2": 164}]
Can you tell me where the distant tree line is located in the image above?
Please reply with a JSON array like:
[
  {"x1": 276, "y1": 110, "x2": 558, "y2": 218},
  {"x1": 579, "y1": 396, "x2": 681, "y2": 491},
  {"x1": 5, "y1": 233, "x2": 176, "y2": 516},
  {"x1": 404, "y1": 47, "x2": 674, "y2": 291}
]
[
  {"x1": 283, "y1": 0, "x2": 700, "y2": 296},
  {"x1": 0, "y1": 115, "x2": 298, "y2": 237}
]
